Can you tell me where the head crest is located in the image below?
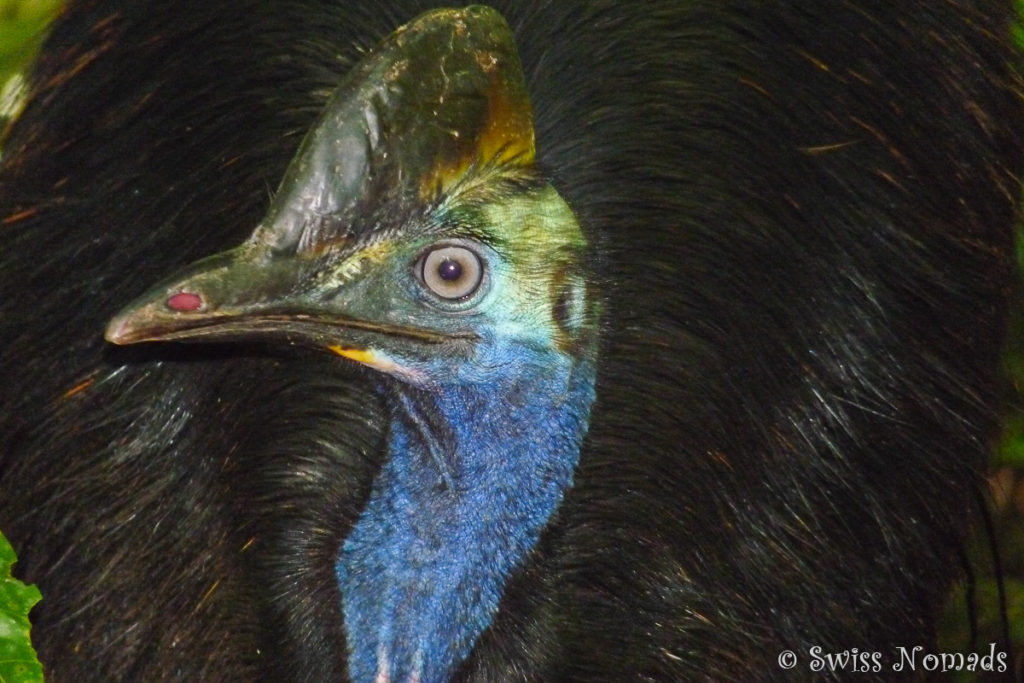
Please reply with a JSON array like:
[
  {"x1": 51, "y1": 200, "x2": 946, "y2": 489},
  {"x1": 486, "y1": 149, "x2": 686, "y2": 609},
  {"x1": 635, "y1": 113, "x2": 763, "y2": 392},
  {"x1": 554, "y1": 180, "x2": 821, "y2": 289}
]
[{"x1": 262, "y1": 6, "x2": 535, "y2": 253}]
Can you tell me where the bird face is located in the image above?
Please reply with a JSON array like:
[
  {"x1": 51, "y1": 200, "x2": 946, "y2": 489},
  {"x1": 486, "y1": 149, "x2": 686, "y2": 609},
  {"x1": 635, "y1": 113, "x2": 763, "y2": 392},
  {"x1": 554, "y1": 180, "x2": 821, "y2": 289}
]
[
  {"x1": 105, "y1": 179, "x2": 590, "y2": 388},
  {"x1": 104, "y1": 5, "x2": 594, "y2": 388}
]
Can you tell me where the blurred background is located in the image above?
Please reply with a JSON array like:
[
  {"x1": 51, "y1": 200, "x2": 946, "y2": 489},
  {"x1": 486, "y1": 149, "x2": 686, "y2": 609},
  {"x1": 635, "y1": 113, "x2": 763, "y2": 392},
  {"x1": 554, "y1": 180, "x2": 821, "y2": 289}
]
[
  {"x1": 0, "y1": 0, "x2": 60, "y2": 137},
  {"x1": 1, "y1": 0, "x2": 1022, "y2": 677}
]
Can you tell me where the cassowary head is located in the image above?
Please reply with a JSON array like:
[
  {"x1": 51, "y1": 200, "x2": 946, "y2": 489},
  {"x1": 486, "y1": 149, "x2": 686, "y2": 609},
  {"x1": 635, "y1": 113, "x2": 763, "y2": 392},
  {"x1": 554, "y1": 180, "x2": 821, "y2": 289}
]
[
  {"x1": 106, "y1": 5, "x2": 594, "y2": 387},
  {"x1": 106, "y1": 6, "x2": 597, "y2": 682}
]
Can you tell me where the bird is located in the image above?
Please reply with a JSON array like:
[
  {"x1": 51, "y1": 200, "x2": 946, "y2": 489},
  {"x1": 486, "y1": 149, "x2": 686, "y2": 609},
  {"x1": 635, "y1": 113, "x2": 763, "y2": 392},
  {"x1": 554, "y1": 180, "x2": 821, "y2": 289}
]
[
  {"x1": 105, "y1": 9, "x2": 599, "y2": 681},
  {"x1": 1, "y1": 1, "x2": 1022, "y2": 681}
]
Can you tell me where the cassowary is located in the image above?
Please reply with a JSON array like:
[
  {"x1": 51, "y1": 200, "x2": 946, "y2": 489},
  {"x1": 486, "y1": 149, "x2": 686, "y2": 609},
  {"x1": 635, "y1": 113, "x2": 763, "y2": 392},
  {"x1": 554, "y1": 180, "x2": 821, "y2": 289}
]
[
  {"x1": 106, "y1": 10, "x2": 598, "y2": 681},
  {"x1": 1, "y1": 1, "x2": 1022, "y2": 681}
]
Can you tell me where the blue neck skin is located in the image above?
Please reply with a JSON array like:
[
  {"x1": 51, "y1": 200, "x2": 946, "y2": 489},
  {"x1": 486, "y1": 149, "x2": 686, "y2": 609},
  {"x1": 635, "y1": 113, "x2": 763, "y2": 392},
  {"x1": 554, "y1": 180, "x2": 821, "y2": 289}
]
[{"x1": 336, "y1": 340, "x2": 595, "y2": 683}]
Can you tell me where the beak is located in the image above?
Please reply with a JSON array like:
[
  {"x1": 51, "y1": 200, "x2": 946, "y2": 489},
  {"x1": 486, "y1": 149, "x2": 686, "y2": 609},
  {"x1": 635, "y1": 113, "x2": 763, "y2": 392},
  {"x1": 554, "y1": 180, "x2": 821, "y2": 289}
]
[{"x1": 104, "y1": 244, "x2": 471, "y2": 355}]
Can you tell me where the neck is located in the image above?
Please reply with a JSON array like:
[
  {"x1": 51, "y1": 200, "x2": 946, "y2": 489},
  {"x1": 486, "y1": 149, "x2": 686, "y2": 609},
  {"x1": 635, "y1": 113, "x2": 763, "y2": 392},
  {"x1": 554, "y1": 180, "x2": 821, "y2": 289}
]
[{"x1": 336, "y1": 346, "x2": 595, "y2": 682}]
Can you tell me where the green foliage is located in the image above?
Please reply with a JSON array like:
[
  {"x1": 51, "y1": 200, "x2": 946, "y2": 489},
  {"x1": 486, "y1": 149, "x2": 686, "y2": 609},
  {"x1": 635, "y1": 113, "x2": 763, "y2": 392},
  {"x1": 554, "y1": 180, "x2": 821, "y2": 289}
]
[
  {"x1": 0, "y1": 0, "x2": 62, "y2": 76},
  {"x1": 0, "y1": 531, "x2": 42, "y2": 683},
  {"x1": 0, "y1": 0, "x2": 62, "y2": 133}
]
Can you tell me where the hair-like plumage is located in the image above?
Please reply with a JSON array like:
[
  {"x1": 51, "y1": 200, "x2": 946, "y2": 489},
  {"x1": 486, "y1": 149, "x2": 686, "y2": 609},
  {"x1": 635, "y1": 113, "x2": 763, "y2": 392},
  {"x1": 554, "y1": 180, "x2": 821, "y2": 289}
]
[{"x1": 1, "y1": 1, "x2": 1022, "y2": 680}]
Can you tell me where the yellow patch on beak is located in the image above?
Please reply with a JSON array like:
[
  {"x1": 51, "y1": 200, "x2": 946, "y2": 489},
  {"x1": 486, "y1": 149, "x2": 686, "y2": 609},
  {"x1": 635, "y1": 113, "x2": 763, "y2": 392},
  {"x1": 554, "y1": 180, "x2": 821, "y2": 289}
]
[
  {"x1": 328, "y1": 345, "x2": 428, "y2": 385},
  {"x1": 329, "y1": 346, "x2": 377, "y2": 365}
]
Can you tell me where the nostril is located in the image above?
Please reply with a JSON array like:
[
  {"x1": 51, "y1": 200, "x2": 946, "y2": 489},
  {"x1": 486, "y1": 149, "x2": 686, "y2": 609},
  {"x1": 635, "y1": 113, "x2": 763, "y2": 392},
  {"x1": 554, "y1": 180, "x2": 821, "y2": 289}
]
[{"x1": 166, "y1": 292, "x2": 203, "y2": 311}]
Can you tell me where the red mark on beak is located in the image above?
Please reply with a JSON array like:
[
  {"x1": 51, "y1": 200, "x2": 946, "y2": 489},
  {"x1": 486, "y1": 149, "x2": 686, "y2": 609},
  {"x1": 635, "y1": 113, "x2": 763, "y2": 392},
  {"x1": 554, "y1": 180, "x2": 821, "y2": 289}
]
[{"x1": 166, "y1": 292, "x2": 203, "y2": 311}]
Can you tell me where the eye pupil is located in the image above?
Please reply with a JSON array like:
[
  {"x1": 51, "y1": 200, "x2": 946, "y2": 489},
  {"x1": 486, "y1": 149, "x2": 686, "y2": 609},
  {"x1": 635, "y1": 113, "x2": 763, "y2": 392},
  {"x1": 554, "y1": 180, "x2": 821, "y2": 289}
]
[
  {"x1": 419, "y1": 244, "x2": 485, "y2": 302},
  {"x1": 437, "y1": 258, "x2": 463, "y2": 282}
]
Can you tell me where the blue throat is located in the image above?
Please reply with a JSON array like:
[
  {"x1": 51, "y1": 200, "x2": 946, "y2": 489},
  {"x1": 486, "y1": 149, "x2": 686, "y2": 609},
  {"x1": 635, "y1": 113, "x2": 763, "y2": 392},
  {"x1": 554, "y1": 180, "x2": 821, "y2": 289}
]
[{"x1": 336, "y1": 343, "x2": 595, "y2": 682}]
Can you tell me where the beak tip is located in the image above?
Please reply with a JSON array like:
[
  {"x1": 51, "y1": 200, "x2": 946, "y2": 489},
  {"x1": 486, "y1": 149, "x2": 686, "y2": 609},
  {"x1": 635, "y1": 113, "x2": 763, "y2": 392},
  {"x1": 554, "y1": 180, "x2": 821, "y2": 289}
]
[
  {"x1": 105, "y1": 304, "x2": 154, "y2": 345},
  {"x1": 104, "y1": 314, "x2": 132, "y2": 345}
]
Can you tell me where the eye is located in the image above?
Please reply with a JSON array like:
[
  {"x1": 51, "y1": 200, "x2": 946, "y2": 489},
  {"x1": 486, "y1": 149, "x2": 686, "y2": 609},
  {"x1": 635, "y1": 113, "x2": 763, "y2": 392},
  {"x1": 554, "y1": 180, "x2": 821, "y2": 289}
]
[{"x1": 419, "y1": 244, "x2": 485, "y2": 300}]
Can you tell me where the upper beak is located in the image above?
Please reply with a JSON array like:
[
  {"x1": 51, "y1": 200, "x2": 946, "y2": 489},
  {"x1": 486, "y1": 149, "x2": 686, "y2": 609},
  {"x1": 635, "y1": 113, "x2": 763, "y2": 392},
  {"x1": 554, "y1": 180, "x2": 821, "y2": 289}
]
[{"x1": 104, "y1": 245, "x2": 468, "y2": 352}]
